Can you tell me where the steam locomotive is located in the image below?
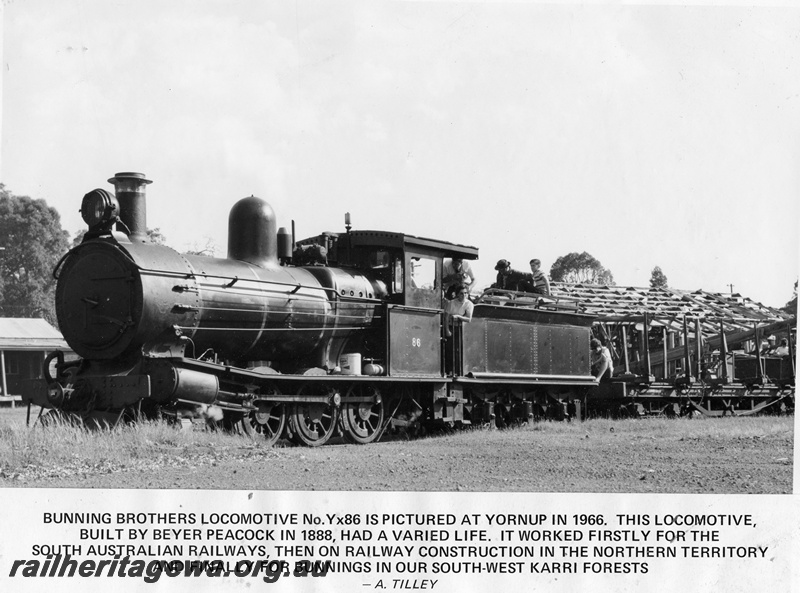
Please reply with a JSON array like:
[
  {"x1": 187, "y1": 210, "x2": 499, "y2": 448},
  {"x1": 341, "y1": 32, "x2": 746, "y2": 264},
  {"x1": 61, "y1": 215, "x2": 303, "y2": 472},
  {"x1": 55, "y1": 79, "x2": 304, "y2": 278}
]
[
  {"x1": 27, "y1": 172, "x2": 599, "y2": 445},
  {"x1": 27, "y1": 172, "x2": 792, "y2": 444}
]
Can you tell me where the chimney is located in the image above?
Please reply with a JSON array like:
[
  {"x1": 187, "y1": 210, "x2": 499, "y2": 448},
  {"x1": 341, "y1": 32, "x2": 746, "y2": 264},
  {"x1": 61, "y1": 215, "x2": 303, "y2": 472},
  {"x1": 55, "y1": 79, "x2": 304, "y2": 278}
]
[{"x1": 108, "y1": 172, "x2": 152, "y2": 241}]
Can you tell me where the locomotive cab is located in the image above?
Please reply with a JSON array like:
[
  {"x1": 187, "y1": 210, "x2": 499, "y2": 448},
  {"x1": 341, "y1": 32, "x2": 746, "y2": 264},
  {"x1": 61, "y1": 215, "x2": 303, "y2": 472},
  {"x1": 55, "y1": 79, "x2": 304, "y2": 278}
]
[
  {"x1": 315, "y1": 229, "x2": 479, "y2": 310},
  {"x1": 296, "y1": 229, "x2": 479, "y2": 380}
]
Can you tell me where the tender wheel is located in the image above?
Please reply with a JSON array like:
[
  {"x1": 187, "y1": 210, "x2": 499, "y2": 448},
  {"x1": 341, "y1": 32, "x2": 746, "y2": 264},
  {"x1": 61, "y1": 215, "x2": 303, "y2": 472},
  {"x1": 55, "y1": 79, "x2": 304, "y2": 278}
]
[
  {"x1": 247, "y1": 402, "x2": 287, "y2": 446},
  {"x1": 341, "y1": 385, "x2": 384, "y2": 444},
  {"x1": 494, "y1": 404, "x2": 511, "y2": 429},
  {"x1": 289, "y1": 384, "x2": 339, "y2": 447}
]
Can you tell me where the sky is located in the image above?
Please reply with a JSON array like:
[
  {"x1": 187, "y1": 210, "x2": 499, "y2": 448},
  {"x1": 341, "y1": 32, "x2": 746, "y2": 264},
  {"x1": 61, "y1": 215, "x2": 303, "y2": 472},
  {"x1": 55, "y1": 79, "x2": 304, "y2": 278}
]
[{"x1": 1, "y1": 0, "x2": 798, "y2": 308}]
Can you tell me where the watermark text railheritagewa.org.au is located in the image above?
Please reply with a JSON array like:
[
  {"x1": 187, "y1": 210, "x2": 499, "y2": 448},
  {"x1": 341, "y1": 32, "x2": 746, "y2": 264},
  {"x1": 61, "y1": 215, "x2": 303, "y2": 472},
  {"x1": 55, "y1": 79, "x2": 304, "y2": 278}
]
[{"x1": 8, "y1": 555, "x2": 330, "y2": 584}]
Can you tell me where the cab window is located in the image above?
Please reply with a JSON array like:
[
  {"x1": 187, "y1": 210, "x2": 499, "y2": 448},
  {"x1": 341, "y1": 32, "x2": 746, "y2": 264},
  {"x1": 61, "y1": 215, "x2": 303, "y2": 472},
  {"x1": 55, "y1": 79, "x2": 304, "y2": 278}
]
[
  {"x1": 406, "y1": 254, "x2": 440, "y2": 309},
  {"x1": 393, "y1": 258, "x2": 404, "y2": 293},
  {"x1": 369, "y1": 250, "x2": 391, "y2": 270},
  {"x1": 410, "y1": 257, "x2": 435, "y2": 289}
]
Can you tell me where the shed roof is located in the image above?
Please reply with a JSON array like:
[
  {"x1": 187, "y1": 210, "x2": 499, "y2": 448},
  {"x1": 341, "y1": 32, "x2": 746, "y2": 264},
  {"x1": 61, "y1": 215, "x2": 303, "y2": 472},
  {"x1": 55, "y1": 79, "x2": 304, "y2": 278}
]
[{"x1": 0, "y1": 318, "x2": 70, "y2": 351}]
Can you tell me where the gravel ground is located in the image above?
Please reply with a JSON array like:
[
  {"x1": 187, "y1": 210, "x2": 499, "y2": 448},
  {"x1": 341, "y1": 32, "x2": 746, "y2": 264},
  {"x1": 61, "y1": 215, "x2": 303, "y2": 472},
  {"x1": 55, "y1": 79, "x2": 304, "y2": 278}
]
[{"x1": 2, "y1": 414, "x2": 793, "y2": 493}]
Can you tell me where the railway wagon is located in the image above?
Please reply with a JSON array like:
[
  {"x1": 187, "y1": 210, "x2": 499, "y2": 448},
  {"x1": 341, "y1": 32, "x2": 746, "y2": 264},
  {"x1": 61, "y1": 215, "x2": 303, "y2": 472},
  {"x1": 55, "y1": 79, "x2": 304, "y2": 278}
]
[{"x1": 584, "y1": 314, "x2": 795, "y2": 417}]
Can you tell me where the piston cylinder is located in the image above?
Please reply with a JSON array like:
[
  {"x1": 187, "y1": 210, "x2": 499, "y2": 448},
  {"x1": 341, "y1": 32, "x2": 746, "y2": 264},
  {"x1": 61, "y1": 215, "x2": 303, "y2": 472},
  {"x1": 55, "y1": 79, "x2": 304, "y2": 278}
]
[{"x1": 147, "y1": 361, "x2": 219, "y2": 404}]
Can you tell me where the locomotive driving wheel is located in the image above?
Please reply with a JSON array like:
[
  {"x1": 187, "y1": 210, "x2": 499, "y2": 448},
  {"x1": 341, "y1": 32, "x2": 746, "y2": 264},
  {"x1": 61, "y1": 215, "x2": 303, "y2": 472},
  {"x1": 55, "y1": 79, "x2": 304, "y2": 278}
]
[
  {"x1": 288, "y1": 384, "x2": 339, "y2": 447},
  {"x1": 340, "y1": 384, "x2": 385, "y2": 445},
  {"x1": 238, "y1": 383, "x2": 287, "y2": 445},
  {"x1": 246, "y1": 401, "x2": 287, "y2": 446}
]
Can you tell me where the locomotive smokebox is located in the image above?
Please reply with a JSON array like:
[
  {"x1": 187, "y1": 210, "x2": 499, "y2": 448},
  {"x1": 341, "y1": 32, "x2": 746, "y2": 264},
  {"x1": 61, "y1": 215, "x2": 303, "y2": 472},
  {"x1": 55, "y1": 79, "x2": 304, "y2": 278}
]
[
  {"x1": 108, "y1": 172, "x2": 152, "y2": 241},
  {"x1": 227, "y1": 196, "x2": 279, "y2": 268}
]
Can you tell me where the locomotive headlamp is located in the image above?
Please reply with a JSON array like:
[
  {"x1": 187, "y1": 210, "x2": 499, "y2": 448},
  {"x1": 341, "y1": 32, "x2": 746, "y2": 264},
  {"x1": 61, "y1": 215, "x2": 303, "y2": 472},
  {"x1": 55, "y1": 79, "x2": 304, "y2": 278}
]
[{"x1": 81, "y1": 189, "x2": 119, "y2": 229}]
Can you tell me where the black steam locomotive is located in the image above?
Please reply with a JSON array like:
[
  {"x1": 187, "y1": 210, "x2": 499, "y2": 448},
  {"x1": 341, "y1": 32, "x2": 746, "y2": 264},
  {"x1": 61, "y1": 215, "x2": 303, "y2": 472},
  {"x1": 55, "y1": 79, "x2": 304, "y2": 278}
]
[
  {"x1": 31, "y1": 172, "x2": 792, "y2": 443},
  {"x1": 28, "y1": 172, "x2": 598, "y2": 445}
]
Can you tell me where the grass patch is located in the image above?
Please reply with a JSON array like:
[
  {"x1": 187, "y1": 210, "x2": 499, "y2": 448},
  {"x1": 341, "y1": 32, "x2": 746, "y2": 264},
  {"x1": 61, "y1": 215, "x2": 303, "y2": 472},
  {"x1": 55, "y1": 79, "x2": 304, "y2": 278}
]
[
  {"x1": 0, "y1": 407, "x2": 793, "y2": 490},
  {"x1": 420, "y1": 415, "x2": 794, "y2": 448},
  {"x1": 0, "y1": 411, "x2": 266, "y2": 483}
]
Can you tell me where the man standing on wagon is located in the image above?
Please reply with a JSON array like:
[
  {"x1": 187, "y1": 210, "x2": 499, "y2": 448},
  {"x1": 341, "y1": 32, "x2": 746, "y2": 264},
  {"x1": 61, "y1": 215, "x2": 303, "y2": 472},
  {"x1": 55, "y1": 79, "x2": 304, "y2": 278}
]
[{"x1": 590, "y1": 338, "x2": 614, "y2": 382}]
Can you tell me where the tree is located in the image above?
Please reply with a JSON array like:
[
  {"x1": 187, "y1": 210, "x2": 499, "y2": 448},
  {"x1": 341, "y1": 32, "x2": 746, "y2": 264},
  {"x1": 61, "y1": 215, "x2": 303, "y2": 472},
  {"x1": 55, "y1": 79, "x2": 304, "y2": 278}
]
[
  {"x1": 649, "y1": 266, "x2": 668, "y2": 289},
  {"x1": 183, "y1": 237, "x2": 218, "y2": 257},
  {"x1": 147, "y1": 228, "x2": 167, "y2": 245},
  {"x1": 0, "y1": 185, "x2": 70, "y2": 325},
  {"x1": 782, "y1": 280, "x2": 797, "y2": 316},
  {"x1": 549, "y1": 251, "x2": 614, "y2": 285}
]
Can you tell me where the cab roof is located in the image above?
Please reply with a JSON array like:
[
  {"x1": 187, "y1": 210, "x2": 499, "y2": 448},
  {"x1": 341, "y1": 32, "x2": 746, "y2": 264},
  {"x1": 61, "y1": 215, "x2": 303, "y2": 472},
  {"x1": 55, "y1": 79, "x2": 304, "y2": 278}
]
[{"x1": 348, "y1": 230, "x2": 479, "y2": 260}]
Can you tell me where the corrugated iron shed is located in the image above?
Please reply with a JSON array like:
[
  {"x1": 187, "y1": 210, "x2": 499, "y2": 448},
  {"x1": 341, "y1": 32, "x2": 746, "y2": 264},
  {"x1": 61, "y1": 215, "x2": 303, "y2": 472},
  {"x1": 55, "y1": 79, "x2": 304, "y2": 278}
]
[{"x1": 0, "y1": 318, "x2": 70, "y2": 351}]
